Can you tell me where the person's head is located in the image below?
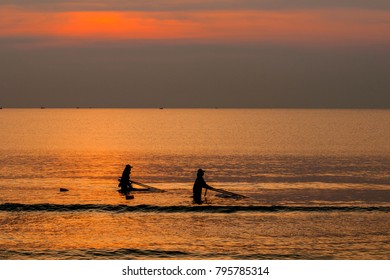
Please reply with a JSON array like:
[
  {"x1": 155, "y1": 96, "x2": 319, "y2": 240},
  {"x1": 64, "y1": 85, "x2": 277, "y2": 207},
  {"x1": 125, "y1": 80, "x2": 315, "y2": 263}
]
[
  {"x1": 197, "y1": 169, "x2": 205, "y2": 177},
  {"x1": 125, "y1": 164, "x2": 132, "y2": 172}
]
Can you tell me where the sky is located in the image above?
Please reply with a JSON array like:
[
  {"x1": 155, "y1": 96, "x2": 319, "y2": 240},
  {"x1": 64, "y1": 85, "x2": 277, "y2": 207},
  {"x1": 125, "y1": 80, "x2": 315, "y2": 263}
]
[{"x1": 0, "y1": 0, "x2": 389, "y2": 108}]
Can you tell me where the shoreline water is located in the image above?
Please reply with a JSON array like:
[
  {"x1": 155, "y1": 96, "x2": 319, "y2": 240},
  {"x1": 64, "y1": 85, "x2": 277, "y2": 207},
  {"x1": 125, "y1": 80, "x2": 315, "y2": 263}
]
[{"x1": 0, "y1": 109, "x2": 389, "y2": 259}]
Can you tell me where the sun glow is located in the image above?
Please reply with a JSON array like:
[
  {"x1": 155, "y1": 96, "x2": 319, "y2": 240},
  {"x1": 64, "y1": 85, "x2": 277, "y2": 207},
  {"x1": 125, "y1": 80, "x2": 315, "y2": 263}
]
[{"x1": 0, "y1": 7, "x2": 389, "y2": 45}]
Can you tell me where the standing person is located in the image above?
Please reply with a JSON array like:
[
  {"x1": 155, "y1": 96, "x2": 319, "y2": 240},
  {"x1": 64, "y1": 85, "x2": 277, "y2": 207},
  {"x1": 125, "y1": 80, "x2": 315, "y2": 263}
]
[
  {"x1": 193, "y1": 169, "x2": 210, "y2": 204},
  {"x1": 118, "y1": 164, "x2": 133, "y2": 194}
]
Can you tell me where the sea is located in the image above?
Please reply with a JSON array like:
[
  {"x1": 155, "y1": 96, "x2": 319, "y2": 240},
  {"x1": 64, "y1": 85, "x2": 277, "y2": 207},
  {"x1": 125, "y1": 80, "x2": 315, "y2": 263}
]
[{"x1": 0, "y1": 108, "x2": 389, "y2": 259}]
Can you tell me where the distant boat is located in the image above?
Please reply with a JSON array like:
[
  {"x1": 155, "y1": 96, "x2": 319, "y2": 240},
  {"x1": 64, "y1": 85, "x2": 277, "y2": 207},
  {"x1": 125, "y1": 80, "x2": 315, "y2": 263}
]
[
  {"x1": 159, "y1": 107, "x2": 164, "y2": 110},
  {"x1": 40, "y1": 107, "x2": 45, "y2": 109}
]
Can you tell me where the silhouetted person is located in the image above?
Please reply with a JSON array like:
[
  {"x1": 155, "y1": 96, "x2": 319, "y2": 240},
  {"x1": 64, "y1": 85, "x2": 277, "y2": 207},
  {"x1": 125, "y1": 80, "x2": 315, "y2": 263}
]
[
  {"x1": 118, "y1": 164, "x2": 133, "y2": 194},
  {"x1": 193, "y1": 169, "x2": 210, "y2": 204}
]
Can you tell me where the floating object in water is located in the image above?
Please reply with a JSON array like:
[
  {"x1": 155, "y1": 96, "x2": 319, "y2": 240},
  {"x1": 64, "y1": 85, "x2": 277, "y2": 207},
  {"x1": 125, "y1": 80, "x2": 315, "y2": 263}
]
[
  {"x1": 59, "y1": 188, "x2": 69, "y2": 192},
  {"x1": 126, "y1": 195, "x2": 134, "y2": 200}
]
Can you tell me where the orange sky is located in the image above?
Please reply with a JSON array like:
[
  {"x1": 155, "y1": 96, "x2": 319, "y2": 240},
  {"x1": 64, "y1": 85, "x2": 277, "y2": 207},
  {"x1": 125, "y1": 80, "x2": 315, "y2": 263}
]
[{"x1": 1, "y1": 7, "x2": 390, "y2": 46}]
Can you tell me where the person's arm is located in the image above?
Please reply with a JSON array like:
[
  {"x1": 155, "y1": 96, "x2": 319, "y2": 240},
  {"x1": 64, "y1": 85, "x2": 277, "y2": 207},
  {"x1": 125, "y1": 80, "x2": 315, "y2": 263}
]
[{"x1": 201, "y1": 177, "x2": 211, "y2": 189}]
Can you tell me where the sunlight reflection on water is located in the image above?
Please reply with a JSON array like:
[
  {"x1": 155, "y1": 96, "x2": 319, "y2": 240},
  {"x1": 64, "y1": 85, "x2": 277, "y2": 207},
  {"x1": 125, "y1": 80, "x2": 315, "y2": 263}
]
[{"x1": 0, "y1": 109, "x2": 389, "y2": 259}]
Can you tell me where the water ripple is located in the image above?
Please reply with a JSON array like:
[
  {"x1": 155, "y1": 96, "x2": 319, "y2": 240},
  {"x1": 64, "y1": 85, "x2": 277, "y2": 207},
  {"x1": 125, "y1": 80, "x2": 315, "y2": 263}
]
[{"x1": 1, "y1": 203, "x2": 389, "y2": 213}]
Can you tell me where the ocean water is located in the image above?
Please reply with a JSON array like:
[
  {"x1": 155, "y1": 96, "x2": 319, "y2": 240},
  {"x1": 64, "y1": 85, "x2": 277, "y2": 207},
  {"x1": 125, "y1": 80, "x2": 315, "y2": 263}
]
[{"x1": 0, "y1": 108, "x2": 389, "y2": 259}]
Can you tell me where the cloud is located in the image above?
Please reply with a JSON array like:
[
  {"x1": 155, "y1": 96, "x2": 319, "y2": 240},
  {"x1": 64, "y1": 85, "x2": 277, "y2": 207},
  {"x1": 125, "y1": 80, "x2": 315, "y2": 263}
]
[
  {"x1": 1, "y1": 7, "x2": 390, "y2": 47},
  {"x1": 1, "y1": 44, "x2": 389, "y2": 108}
]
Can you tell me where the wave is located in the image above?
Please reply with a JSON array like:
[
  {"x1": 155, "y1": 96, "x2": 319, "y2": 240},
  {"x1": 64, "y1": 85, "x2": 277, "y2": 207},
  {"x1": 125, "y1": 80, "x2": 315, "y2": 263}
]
[
  {"x1": 0, "y1": 248, "x2": 191, "y2": 260},
  {"x1": 0, "y1": 248, "x2": 312, "y2": 260},
  {"x1": 1, "y1": 203, "x2": 389, "y2": 213}
]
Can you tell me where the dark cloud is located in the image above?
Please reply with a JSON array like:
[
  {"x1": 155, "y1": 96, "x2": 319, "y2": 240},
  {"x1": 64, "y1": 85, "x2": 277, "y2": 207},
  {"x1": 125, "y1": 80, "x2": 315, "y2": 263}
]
[{"x1": 1, "y1": 42, "x2": 389, "y2": 108}]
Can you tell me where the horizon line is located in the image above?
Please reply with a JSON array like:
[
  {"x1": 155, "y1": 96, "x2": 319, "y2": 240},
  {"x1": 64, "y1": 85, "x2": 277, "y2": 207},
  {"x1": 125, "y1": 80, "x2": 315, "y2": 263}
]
[{"x1": 1, "y1": 107, "x2": 389, "y2": 110}]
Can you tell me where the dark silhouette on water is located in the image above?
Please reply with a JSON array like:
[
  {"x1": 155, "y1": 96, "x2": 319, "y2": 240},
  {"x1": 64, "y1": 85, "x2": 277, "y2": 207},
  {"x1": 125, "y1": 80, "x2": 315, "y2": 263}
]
[
  {"x1": 118, "y1": 164, "x2": 133, "y2": 194},
  {"x1": 193, "y1": 169, "x2": 211, "y2": 204},
  {"x1": 117, "y1": 165, "x2": 165, "y2": 196}
]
